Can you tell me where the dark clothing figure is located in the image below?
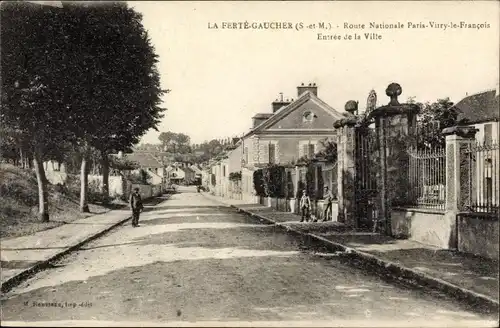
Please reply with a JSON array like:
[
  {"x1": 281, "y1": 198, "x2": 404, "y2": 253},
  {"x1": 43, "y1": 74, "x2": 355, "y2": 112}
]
[
  {"x1": 129, "y1": 190, "x2": 143, "y2": 227},
  {"x1": 323, "y1": 188, "x2": 333, "y2": 221},
  {"x1": 301, "y1": 206, "x2": 310, "y2": 222}
]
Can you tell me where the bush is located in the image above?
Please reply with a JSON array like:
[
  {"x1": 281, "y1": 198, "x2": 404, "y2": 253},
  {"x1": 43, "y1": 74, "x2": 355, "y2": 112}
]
[
  {"x1": 229, "y1": 171, "x2": 242, "y2": 181},
  {"x1": 262, "y1": 164, "x2": 286, "y2": 198},
  {"x1": 253, "y1": 169, "x2": 265, "y2": 197}
]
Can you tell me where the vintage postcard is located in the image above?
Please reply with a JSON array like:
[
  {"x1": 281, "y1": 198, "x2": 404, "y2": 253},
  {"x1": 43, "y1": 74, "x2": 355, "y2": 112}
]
[{"x1": 1, "y1": 0, "x2": 499, "y2": 327}]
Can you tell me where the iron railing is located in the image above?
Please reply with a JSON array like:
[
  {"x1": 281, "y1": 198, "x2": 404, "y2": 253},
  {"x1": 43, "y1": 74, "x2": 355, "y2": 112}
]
[
  {"x1": 407, "y1": 147, "x2": 446, "y2": 210},
  {"x1": 462, "y1": 141, "x2": 499, "y2": 214}
]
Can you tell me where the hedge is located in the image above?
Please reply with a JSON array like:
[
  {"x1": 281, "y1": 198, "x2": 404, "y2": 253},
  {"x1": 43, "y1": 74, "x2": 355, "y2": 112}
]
[{"x1": 253, "y1": 169, "x2": 265, "y2": 196}]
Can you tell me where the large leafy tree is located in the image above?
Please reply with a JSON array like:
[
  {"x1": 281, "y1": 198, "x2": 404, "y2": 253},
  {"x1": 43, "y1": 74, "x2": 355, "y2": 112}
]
[
  {"x1": 1, "y1": 2, "x2": 166, "y2": 218},
  {"x1": 1, "y1": 2, "x2": 76, "y2": 221},
  {"x1": 56, "y1": 2, "x2": 166, "y2": 210}
]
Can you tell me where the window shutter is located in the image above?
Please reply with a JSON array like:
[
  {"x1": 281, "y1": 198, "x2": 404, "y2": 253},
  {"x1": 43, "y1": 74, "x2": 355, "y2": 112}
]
[
  {"x1": 269, "y1": 144, "x2": 276, "y2": 164},
  {"x1": 308, "y1": 144, "x2": 315, "y2": 157},
  {"x1": 258, "y1": 143, "x2": 267, "y2": 164}
]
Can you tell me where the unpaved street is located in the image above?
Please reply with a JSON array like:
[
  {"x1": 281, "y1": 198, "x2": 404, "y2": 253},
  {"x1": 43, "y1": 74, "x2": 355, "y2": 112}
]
[{"x1": 1, "y1": 188, "x2": 498, "y2": 326}]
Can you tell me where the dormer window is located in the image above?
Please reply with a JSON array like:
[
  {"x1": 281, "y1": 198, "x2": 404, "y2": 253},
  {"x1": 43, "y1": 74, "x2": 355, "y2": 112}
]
[{"x1": 303, "y1": 111, "x2": 315, "y2": 123}]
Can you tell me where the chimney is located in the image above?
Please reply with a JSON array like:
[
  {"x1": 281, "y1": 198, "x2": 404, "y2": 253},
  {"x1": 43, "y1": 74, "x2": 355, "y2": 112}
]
[
  {"x1": 297, "y1": 82, "x2": 318, "y2": 97},
  {"x1": 271, "y1": 92, "x2": 292, "y2": 112}
]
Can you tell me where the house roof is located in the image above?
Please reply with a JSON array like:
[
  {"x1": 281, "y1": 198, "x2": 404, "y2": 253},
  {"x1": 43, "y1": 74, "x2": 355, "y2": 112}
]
[
  {"x1": 190, "y1": 165, "x2": 202, "y2": 174},
  {"x1": 252, "y1": 113, "x2": 274, "y2": 119},
  {"x1": 452, "y1": 90, "x2": 499, "y2": 124},
  {"x1": 243, "y1": 90, "x2": 343, "y2": 139},
  {"x1": 124, "y1": 152, "x2": 163, "y2": 168}
]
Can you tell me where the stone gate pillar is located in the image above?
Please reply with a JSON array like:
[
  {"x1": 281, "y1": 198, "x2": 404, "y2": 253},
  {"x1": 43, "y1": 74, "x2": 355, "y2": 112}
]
[
  {"x1": 368, "y1": 83, "x2": 420, "y2": 235},
  {"x1": 442, "y1": 126, "x2": 479, "y2": 211},
  {"x1": 334, "y1": 120, "x2": 357, "y2": 227},
  {"x1": 442, "y1": 126, "x2": 478, "y2": 248}
]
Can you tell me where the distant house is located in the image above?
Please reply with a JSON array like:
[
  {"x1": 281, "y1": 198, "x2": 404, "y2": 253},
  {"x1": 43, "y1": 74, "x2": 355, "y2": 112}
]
[
  {"x1": 217, "y1": 143, "x2": 242, "y2": 198},
  {"x1": 123, "y1": 152, "x2": 166, "y2": 185},
  {"x1": 166, "y1": 164, "x2": 185, "y2": 184},
  {"x1": 190, "y1": 164, "x2": 203, "y2": 184},
  {"x1": 453, "y1": 90, "x2": 499, "y2": 144}
]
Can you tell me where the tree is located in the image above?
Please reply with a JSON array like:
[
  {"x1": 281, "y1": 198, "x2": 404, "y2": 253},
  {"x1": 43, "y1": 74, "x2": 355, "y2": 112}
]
[
  {"x1": 159, "y1": 132, "x2": 191, "y2": 153},
  {"x1": 1, "y1": 2, "x2": 166, "y2": 215},
  {"x1": 56, "y1": 2, "x2": 166, "y2": 209},
  {"x1": 1, "y1": 2, "x2": 77, "y2": 221},
  {"x1": 316, "y1": 138, "x2": 338, "y2": 163},
  {"x1": 159, "y1": 132, "x2": 178, "y2": 152},
  {"x1": 410, "y1": 97, "x2": 457, "y2": 148}
]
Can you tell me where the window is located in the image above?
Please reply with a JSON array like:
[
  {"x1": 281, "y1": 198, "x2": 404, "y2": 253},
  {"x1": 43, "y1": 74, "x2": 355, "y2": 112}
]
[
  {"x1": 222, "y1": 165, "x2": 226, "y2": 177},
  {"x1": 484, "y1": 124, "x2": 492, "y2": 145},
  {"x1": 268, "y1": 143, "x2": 276, "y2": 164},
  {"x1": 244, "y1": 147, "x2": 249, "y2": 164},
  {"x1": 303, "y1": 111, "x2": 315, "y2": 123},
  {"x1": 302, "y1": 143, "x2": 315, "y2": 158}
]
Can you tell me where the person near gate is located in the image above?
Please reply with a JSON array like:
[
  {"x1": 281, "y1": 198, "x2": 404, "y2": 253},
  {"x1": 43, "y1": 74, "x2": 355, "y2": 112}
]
[
  {"x1": 299, "y1": 189, "x2": 311, "y2": 222},
  {"x1": 129, "y1": 187, "x2": 144, "y2": 227},
  {"x1": 323, "y1": 186, "x2": 333, "y2": 222}
]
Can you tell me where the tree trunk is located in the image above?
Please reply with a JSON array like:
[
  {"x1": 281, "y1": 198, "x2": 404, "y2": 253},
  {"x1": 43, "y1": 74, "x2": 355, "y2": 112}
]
[
  {"x1": 80, "y1": 156, "x2": 90, "y2": 213},
  {"x1": 33, "y1": 150, "x2": 49, "y2": 222},
  {"x1": 101, "y1": 151, "x2": 110, "y2": 204},
  {"x1": 19, "y1": 148, "x2": 24, "y2": 168}
]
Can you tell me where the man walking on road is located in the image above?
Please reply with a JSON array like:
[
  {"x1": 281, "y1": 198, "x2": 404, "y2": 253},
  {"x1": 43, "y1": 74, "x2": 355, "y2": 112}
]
[{"x1": 130, "y1": 187, "x2": 144, "y2": 227}]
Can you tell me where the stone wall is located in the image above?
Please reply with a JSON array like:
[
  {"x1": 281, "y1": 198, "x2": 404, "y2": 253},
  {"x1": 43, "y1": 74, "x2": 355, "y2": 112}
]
[
  {"x1": 391, "y1": 208, "x2": 454, "y2": 249},
  {"x1": 457, "y1": 214, "x2": 499, "y2": 260},
  {"x1": 88, "y1": 175, "x2": 123, "y2": 197},
  {"x1": 392, "y1": 208, "x2": 499, "y2": 260}
]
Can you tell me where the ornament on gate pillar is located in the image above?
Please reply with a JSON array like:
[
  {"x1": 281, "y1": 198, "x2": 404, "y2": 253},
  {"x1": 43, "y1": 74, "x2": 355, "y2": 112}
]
[
  {"x1": 386, "y1": 83, "x2": 402, "y2": 106},
  {"x1": 345, "y1": 100, "x2": 358, "y2": 115},
  {"x1": 333, "y1": 100, "x2": 360, "y2": 128},
  {"x1": 366, "y1": 90, "x2": 377, "y2": 114}
]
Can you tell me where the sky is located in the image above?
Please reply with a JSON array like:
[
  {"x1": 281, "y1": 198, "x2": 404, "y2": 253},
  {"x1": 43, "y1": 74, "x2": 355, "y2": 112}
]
[{"x1": 128, "y1": 1, "x2": 500, "y2": 145}]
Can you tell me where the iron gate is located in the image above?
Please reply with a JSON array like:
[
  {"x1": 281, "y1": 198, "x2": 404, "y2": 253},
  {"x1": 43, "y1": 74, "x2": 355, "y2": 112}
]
[{"x1": 354, "y1": 128, "x2": 380, "y2": 230}]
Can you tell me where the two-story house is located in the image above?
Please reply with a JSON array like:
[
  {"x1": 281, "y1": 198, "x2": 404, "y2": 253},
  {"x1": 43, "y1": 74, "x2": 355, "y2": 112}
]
[{"x1": 239, "y1": 82, "x2": 343, "y2": 202}]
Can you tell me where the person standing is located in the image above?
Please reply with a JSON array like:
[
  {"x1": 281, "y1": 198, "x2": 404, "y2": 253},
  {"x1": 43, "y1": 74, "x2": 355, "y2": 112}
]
[
  {"x1": 299, "y1": 190, "x2": 311, "y2": 222},
  {"x1": 129, "y1": 187, "x2": 144, "y2": 227},
  {"x1": 323, "y1": 186, "x2": 333, "y2": 222}
]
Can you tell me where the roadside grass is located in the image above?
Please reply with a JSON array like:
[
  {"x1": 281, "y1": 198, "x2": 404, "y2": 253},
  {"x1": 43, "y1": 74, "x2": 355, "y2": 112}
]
[{"x1": 0, "y1": 164, "x2": 127, "y2": 240}]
